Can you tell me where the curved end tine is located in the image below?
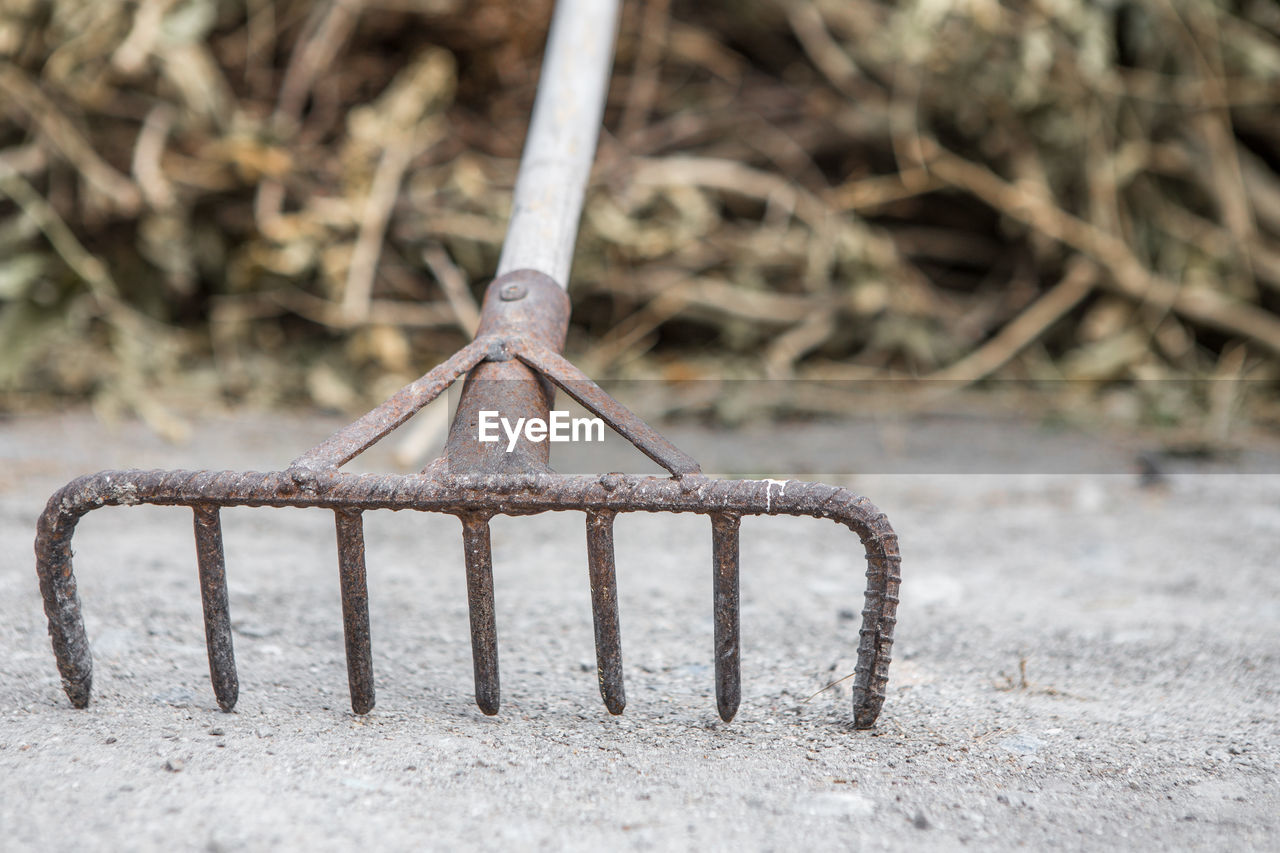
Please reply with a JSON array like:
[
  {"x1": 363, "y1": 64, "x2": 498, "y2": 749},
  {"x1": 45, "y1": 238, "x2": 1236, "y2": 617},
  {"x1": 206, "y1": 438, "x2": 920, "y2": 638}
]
[
  {"x1": 851, "y1": 545, "x2": 899, "y2": 730},
  {"x1": 194, "y1": 506, "x2": 239, "y2": 712},
  {"x1": 586, "y1": 511, "x2": 625, "y2": 715},
  {"x1": 461, "y1": 515, "x2": 500, "y2": 715},
  {"x1": 335, "y1": 510, "x2": 376, "y2": 715},
  {"x1": 35, "y1": 496, "x2": 93, "y2": 708},
  {"x1": 712, "y1": 514, "x2": 741, "y2": 722}
]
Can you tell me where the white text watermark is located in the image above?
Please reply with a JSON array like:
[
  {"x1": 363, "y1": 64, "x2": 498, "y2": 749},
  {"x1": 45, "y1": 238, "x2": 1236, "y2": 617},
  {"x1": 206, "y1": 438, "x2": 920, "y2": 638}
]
[{"x1": 478, "y1": 410, "x2": 605, "y2": 452}]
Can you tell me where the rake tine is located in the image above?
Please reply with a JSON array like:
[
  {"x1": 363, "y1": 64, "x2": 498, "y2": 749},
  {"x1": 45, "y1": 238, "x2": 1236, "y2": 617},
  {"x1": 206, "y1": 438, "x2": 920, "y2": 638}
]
[
  {"x1": 192, "y1": 505, "x2": 238, "y2": 712},
  {"x1": 586, "y1": 511, "x2": 625, "y2": 715},
  {"x1": 712, "y1": 513, "x2": 741, "y2": 722},
  {"x1": 335, "y1": 510, "x2": 375, "y2": 714},
  {"x1": 461, "y1": 514, "x2": 500, "y2": 715}
]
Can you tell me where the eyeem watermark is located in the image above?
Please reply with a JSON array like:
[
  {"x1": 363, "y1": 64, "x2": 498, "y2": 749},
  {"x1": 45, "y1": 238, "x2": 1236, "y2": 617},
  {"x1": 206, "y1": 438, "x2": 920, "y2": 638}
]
[{"x1": 478, "y1": 410, "x2": 605, "y2": 452}]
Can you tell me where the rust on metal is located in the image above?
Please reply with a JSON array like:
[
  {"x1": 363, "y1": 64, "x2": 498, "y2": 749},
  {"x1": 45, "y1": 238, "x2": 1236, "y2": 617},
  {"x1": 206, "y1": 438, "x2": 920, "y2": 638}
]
[
  {"x1": 586, "y1": 509, "x2": 625, "y2": 714},
  {"x1": 711, "y1": 513, "x2": 741, "y2": 722},
  {"x1": 334, "y1": 509, "x2": 375, "y2": 714},
  {"x1": 193, "y1": 505, "x2": 238, "y2": 712},
  {"x1": 441, "y1": 272, "x2": 568, "y2": 479},
  {"x1": 460, "y1": 513, "x2": 501, "y2": 715},
  {"x1": 515, "y1": 344, "x2": 700, "y2": 477},
  {"x1": 290, "y1": 338, "x2": 489, "y2": 474},
  {"x1": 34, "y1": 269, "x2": 901, "y2": 729}
]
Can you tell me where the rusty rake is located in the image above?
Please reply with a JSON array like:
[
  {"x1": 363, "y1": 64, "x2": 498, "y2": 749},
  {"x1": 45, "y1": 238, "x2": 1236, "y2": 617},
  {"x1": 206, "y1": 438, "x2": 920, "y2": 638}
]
[{"x1": 34, "y1": 0, "x2": 900, "y2": 727}]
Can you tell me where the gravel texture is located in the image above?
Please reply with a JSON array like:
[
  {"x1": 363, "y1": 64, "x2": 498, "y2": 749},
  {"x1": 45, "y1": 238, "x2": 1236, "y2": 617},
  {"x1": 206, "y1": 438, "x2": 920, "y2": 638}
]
[{"x1": 1, "y1": 409, "x2": 1277, "y2": 851}]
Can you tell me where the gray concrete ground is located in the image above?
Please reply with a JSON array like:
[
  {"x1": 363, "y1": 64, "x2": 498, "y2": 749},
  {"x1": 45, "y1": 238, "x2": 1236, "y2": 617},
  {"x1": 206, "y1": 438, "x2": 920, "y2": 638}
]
[{"x1": 1, "y1": 409, "x2": 1277, "y2": 851}]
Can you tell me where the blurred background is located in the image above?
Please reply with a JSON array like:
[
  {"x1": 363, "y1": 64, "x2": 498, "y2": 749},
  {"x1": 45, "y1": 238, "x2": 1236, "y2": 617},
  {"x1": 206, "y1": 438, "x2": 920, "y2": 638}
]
[{"x1": 1, "y1": 0, "x2": 1278, "y2": 448}]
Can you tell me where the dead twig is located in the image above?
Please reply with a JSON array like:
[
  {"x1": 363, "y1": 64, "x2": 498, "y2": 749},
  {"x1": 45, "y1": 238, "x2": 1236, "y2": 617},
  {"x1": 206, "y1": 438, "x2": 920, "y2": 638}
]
[
  {"x1": 273, "y1": 0, "x2": 361, "y2": 131},
  {"x1": 618, "y1": 0, "x2": 672, "y2": 142},
  {"x1": 803, "y1": 670, "x2": 858, "y2": 703},
  {"x1": 0, "y1": 64, "x2": 141, "y2": 213},
  {"x1": 341, "y1": 134, "x2": 416, "y2": 324},
  {"x1": 764, "y1": 311, "x2": 837, "y2": 379},
  {"x1": 270, "y1": 287, "x2": 460, "y2": 330},
  {"x1": 130, "y1": 104, "x2": 176, "y2": 210},
  {"x1": 925, "y1": 143, "x2": 1280, "y2": 358},
  {"x1": 422, "y1": 243, "x2": 481, "y2": 336},
  {"x1": 784, "y1": 1, "x2": 873, "y2": 102},
  {"x1": 926, "y1": 258, "x2": 1099, "y2": 387}
]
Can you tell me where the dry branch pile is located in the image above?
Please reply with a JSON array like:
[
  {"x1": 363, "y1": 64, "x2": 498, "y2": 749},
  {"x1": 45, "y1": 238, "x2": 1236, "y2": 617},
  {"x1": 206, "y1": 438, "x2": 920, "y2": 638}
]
[{"x1": 1, "y1": 0, "x2": 1279, "y2": 433}]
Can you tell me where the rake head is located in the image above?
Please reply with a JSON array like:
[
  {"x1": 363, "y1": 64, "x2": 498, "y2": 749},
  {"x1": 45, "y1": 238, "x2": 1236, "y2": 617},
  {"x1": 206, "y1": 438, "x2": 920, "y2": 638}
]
[{"x1": 35, "y1": 272, "x2": 900, "y2": 727}]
